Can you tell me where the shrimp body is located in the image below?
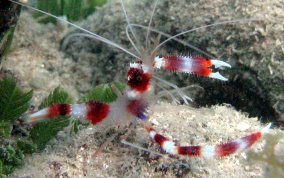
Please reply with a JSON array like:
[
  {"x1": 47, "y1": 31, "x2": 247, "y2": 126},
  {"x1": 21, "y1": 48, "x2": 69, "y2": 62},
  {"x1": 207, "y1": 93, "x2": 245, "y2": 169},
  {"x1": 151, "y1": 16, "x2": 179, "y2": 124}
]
[
  {"x1": 29, "y1": 97, "x2": 149, "y2": 127},
  {"x1": 26, "y1": 58, "x2": 271, "y2": 158},
  {"x1": 10, "y1": 0, "x2": 271, "y2": 160}
]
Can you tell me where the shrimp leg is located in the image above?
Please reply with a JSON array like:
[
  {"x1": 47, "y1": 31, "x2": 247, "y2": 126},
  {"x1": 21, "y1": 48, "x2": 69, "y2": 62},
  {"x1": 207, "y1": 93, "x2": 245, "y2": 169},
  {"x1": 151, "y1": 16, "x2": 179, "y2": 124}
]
[{"x1": 144, "y1": 123, "x2": 271, "y2": 158}]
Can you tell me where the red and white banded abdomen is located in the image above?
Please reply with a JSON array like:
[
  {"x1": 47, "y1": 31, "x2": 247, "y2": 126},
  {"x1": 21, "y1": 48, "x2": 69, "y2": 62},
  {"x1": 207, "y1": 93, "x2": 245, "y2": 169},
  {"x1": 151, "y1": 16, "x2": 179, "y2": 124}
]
[
  {"x1": 29, "y1": 102, "x2": 110, "y2": 125},
  {"x1": 28, "y1": 96, "x2": 148, "y2": 126}
]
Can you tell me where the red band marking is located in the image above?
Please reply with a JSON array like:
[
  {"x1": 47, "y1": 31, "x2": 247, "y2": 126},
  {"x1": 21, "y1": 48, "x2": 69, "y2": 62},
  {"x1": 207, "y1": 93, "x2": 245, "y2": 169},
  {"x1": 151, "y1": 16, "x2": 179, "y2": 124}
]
[
  {"x1": 178, "y1": 146, "x2": 202, "y2": 156},
  {"x1": 192, "y1": 68, "x2": 212, "y2": 77},
  {"x1": 193, "y1": 57, "x2": 212, "y2": 68},
  {"x1": 86, "y1": 102, "x2": 109, "y2": 125},
  {"x1": 163, "y1": 56, "x2": 183, "y2": 71},
  {"x1": 154, "y1": 134, "x2": 169, "y2": 146},
  {"x1": 242, "y1": 132, "x2": 262, "y2": 148},
  {"x1": 192, "y1": 57, "x2": 212, "y2": 77},
  {"x1": 216, "y1": 142, "x2": 239, "y2": 157},
  {"x1": 48, "y1": 104, "x2": 71, "y2": 118}
]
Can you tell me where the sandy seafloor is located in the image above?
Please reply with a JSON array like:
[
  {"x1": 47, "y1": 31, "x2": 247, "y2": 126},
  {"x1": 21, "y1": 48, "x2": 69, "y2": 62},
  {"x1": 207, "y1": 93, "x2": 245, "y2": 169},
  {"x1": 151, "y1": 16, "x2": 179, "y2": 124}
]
[{"x1": 3, "y1": 7, "x2": 284, "y2": 178}]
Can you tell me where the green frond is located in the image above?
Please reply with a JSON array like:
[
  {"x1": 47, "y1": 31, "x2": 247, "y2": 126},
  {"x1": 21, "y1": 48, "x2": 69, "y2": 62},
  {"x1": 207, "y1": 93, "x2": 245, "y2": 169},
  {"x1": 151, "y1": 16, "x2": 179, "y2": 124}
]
[
  {"x1": 30, "y1": 86, "x2": 73, "y2": 150},
  {"x1": 0, "y1": 160, "x2": 3, "y2": 177},
  {"x1": 79, "y1": 81, "x2": 125, "y2": 103},
  {"x1": 29, "y1": 116, "x2": 70, "y2": 150},
  {"x1": 16, "y1": 140, "x2": 36, "y2": 154},
  {"x1": 0, "y1": 78, "x2": 33, "y2": 123},
  {"x1": 38, "y1": 86, "x2": 73, "y2": 109},
  {"x1": 0, "y1": 121, "x2": 12, "y2": 138},
  {"x1": 0, "y1": 145, "x2": 24, "y2": 175}
]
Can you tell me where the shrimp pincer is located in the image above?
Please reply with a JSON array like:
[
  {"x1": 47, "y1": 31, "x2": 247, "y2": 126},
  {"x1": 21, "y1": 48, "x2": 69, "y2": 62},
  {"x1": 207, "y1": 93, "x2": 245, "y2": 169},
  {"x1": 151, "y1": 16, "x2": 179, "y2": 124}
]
[{"x1": 154, "y1": 56, "x2": 231, "y2": 81}]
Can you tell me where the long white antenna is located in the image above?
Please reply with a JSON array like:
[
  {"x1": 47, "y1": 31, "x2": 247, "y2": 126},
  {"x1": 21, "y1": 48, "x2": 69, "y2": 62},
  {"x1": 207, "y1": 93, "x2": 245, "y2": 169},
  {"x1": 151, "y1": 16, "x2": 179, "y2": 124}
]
[
  {"x1": 145, "y1": 0, "x2": 159, "y2": 49},
  {"x1": 152, "y1": 18, "x2": 261, "y2": 55},
  {"x1": 119, "y1": 0, "x2": 142, "y2": 57},
  {"x1": 129, "y1": 24, "x2": 215, "y2": 59},
  {"x1": 9, "y1": 0, "x2": 139, "y2": 59}
]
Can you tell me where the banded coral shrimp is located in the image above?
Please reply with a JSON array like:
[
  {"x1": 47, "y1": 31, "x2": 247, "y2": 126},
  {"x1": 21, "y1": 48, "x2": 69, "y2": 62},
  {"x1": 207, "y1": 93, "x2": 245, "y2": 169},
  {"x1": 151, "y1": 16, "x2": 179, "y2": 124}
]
[{"x1": 6, "y1": 0, "x2": 282, "y2": 177}]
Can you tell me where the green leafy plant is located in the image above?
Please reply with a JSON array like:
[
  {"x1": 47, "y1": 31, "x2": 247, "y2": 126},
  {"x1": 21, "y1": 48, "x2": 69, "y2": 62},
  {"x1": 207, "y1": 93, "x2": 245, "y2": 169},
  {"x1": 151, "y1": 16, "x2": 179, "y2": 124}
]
[
  {"x1": 0, "y1": 1, "x2": 21, "y2": 69},
  {"x1": 34, "y1": 0, "x2": 107, "y2": 22},
  {"x1": 80, "y1": 80, "x2": 125, "y2": 103},
  {"x1": 0, "y1": 77, "x2": 32, "y2": 137},
  {"x1": 0, "y1": 77, "x2": 32, "y2": 176}
]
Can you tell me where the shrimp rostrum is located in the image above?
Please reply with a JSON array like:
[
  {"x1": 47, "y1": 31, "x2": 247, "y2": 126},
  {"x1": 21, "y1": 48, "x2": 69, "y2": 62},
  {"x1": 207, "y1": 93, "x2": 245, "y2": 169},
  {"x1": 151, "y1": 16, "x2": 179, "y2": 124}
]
[{"x1": 11, "y1": 0, "x2": 272, "y2": 159}]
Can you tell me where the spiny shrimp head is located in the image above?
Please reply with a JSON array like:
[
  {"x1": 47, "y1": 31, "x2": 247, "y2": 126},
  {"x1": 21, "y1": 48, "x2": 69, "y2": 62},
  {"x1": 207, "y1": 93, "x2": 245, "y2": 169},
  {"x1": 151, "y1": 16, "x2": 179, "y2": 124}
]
[{"x1": 127, "y1": 61, "x2": 152, "y2": 93}]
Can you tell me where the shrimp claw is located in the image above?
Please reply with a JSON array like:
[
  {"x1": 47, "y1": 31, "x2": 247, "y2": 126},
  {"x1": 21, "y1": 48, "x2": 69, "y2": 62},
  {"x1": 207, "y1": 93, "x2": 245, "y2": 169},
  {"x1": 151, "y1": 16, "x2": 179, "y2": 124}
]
[{"x1": 154, "y1": 56, "x2": 231, "y2": 81}]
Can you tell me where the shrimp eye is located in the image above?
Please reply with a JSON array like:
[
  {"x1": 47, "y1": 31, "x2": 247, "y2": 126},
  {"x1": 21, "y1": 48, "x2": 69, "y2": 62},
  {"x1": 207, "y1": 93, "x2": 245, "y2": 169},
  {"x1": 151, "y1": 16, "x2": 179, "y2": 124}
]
[{"x1": 136, "y1": 76, "x2": 142, "y2": 81}]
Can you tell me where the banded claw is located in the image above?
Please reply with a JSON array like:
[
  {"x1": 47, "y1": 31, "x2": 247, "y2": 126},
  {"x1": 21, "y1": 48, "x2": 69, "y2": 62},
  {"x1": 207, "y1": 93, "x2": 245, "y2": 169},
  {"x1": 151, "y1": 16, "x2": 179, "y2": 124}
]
[{"x1": 154, "y1": 55, "x2": 232, "y2": 81}]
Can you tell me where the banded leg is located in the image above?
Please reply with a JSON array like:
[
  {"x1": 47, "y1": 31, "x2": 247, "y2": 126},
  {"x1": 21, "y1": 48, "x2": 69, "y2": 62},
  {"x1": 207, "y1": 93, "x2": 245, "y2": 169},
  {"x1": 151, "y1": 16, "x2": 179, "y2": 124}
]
[
  {"x1": 144, "y1": 123, "x2": 271, "y2": 158},
  {"x1": 154, "y1": 56, "x2": 231, "y2": 81}
]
